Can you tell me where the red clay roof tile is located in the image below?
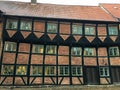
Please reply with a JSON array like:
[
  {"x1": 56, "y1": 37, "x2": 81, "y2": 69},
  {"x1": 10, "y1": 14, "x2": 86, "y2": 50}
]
[
  {"x1": 0, "y1": 1, "x2": 117, "y2": 22},
  {"x1": 100, "y1": 3, "x2": 120, "y2": 19}
]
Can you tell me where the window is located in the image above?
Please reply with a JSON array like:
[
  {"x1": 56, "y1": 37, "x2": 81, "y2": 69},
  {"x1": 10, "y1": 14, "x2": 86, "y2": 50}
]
[
  {"x1": 85, "y1": 26, "x2": 95, "y2": 35},
  {"x1": 32, "y1": 45, "x2": 44, "y2": 54},
  {"x1": 71, "y1": 47, "x2": 82, "y2": 56},
  {"x1": 59, "y1": 66, "x2": 69, "y2": 76},
  {"x1": 4, "y1": 42, "x2": 16, "y2": 51},
  {"x1": 72, "y1": 66, "x2": 82, "y2": 76},
  {"x1": 20, "y1": 20, "x2": 32, "y2": 30},
  {"x1": 6, "y1": 19, "x2": 18, "y2": 29},
  {"x1": 46, "y1": 45, "x2": 57, "y2": 54},
  {"x1": 99, "y1": 67, "x2": 109, "y2": 77},
  {"x1": 32, "y1": 66, "x2": 42, "y2": 76},
  {"x1": 108, "y1": 26, "x2": 118, "y2": 35},
  {"x1": 1, "y1": 65, "x2": 14, "y2": 75},
  {"x1": 109, "y1": 47, "x2": 119, "y2": 56},
  {"x1": 72, "y1": 24, "x2": 82, "y2": 34},
  {"x1": 45, "y1": 66, "x2": 55, "y2": 76},
  {"x1": 84, "y1": 48, "x2": 95, "y2": 56},
  {"x1": 16, "y1": 65, "x2": 27, "y2": 75},
  {"x1": 47, "y1": 23, "x2": 57, "y2": 33}
]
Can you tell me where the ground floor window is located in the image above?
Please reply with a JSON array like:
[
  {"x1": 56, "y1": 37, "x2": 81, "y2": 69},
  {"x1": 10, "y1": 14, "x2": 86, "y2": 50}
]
[
  {"x1": 16, "y1": 65, "x2": 27, "y2": 75},
  {"x1": 31, "y1": 66, "x2": 42, "y2": 76},
  {"x1": 99, "y1": 67, "x2": 109, "y2": 77},
  {"x1": 1, "y1": 65, "x2": 14, "y2": 75},
  {"x1": 45, "y1": 66, "x2": 55, "y2": 76},
  {"x1": 59, "y1": 66, "x2": 69, "y2": 76},
  {"x1": 72, "y1": 66, "x2": 82, "y2": 76}
]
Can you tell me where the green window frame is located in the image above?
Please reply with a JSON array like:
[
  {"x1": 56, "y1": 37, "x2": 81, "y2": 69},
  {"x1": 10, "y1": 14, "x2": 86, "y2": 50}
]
[
  {"x1": 71, "y1": 47, "x2": 82, "y2": 56},
  {"x1": 109, "y1": 47, "x2": 119, "y2": 56},
  {"x1": 4, "y1": 42, "x2": 16, "y2": 52},
  {"x1": 47, "y1": 23, "x2": 57, "y2": 33},
  {"x1": 32, "y1": 44, "x2": 44, "y2": 54},
  {"x1": 6, "y1": 19, "x2": 18, "y2": 29}
]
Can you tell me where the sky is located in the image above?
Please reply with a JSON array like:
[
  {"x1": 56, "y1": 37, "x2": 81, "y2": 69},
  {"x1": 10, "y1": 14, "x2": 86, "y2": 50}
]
[{"x1": 2, "y1": 0, "x2": 120, "y2": 6}]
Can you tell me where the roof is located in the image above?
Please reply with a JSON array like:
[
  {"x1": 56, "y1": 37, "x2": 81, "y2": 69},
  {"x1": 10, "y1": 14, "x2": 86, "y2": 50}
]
[
  {"x1": 100, "y1": 3, "x2": 120, "y2": 19},
  {"x1": 0, "y1": 1, "x2": 117, "y2": 22}
]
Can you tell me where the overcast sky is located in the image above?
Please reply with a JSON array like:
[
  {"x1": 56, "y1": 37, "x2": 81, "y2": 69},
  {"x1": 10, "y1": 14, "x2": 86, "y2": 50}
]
[{"x1": 2, "y1": 0, "x2": 120, "y2": 6}]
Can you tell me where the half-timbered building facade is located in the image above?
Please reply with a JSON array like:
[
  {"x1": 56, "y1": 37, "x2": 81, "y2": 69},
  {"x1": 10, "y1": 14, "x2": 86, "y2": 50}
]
[{"x1": 0, "y1": 1, "x2": 120, "y2": 86}]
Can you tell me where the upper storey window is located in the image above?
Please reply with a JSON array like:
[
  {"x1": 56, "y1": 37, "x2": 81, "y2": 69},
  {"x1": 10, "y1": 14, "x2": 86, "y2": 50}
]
[
  {"x1": 108, "y1": 24, "x2": 118, "y2": 35},
  {"x1": 109, "y1": 47, "x2": 119, "y2": 56},
  {"x1": 72, "y1": 23, "x2": 82, "y2": 35},
  {"x1": 71, "y1": 47, "x2": 82, "y2": 56},
  {"x1": 85, "y1": 24, "x2": 95, "y2": 35},
  {"x1": 20, "y1": 20, "x2": 32, "y2": 30},
  {"x1": 4, "y1": 42, "x2": 16, "y2": 52},
  {"x1": 46, "y1": 45, "x2": 57, "y2": 54},
  {"x1": 84, "y1": 48, "x2": 95, "y2": 56},
  {"x1": 6, "y1": 19, "x2": 18, "y2": 29},
  {"x1": 47, "y1": 22, "x2": 57, "y2": 33},
  {"x1": 32, "y1": 44, "x2": 44, "y2": 54}
]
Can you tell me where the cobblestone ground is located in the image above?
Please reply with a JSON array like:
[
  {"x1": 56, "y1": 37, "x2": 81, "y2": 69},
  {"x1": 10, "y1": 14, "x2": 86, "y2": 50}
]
[{"x1": 0, "y1": 85, "x2": 120, "y2": 90}]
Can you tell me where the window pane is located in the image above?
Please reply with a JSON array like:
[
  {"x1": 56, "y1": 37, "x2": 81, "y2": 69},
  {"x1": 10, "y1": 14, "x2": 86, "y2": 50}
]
[
  {"x1": 32, "y1": 66, "x2": 42, "y2": 75},
  {"x1": 59, "y1": 66, "x2": 69, "y2": 76},
  {"x1": 99, "y1": 67, "x2": 109, "y2": 77},
  {"x1": 1, "y1": 65, "x2": 14, "y2": 75},
  {"x1": 46, "y1": 45, "x2": 57, "y2": 54},
  {"x1": 45, "y1": 66, "x2": 55, "y2": 76},
  {"x1": 72, "y1": 66, "x2": 82, "y2": 76},
  {"x1": 109, "y1": 47, "x2": 119, "y2": 56},
  {"x1": 20, "y1": 20, "x2": 32, "y2": 30},
  {"x1": 72, "y1": 24, "x2": 82, "y2": 34},
  {"x1": 6, "y1": 19, "x2": 18, "y2": 29},
  {"x1": 84, "y1": 48, "x2": 95, "y2": 56},
  {"x1": 71, "y1": 47, "x2": 81, "y2": 56},
  {"x1": 16, "y1": 65, "x2": 27, "y2": 75},
  {"x1": 32, "y1": 45, "x2": 44, "y2": 53},
  {"x1": 108, "y1": 26, "x2": 118, "y2": 35},
  {"x1": 47, "y1": 23, "x2": 57, "y2": 33},
  {"x1": 4, "y1": 42, "x2": 16, "y2": 51},
  {"x1": 85, "y1": 26, "x2": 95, "y2": 35}
]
